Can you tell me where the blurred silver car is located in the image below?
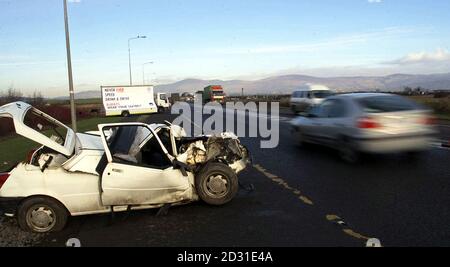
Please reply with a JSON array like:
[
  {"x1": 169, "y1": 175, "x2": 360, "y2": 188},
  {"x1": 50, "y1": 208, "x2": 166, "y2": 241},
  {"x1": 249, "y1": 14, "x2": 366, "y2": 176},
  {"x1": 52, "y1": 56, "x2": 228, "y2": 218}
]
[{"x1": 290, "y1": 93, "x2": 437, "y2": 162}]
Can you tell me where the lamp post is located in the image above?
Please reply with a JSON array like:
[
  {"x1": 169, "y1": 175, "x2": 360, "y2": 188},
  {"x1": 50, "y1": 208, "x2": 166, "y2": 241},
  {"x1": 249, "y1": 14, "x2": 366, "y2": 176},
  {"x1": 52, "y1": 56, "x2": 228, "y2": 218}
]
[
  {"x1": 128, "y1": 35, "x2": 147, "y2": 85},
  {"x1": 63, "y1": 0, "x2": 77, "y2": 132},
  {"x1": 142, "y1": 61, "x2": 154, "y2": 85}
]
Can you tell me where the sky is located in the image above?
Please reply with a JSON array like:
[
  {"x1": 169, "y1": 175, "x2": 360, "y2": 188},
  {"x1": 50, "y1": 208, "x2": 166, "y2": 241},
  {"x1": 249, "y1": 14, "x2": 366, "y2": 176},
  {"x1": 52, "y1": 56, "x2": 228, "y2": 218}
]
[{"x1": 1, "y1": 0, "x2": 450, "y2": 97}]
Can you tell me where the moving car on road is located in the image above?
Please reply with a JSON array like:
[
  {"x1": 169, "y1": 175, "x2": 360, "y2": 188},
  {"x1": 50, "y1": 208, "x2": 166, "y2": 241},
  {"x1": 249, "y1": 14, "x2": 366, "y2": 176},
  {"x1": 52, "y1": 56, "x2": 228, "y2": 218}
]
[
  {"x1": 0, "y1": 102, "x2": 250, "y2": 233},
  {"x1": 290, "y1": 84, "x2": 334, "y2": 113},
  {"x1": 290, "y1": 93, "x2": 437, "y2": 162}
]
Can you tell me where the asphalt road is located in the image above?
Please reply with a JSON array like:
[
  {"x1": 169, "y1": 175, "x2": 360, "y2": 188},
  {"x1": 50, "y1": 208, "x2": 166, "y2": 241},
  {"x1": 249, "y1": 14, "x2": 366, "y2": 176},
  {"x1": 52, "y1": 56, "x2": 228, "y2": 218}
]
[{"x1": 37, "y1": 108, "x2": 450, "y2": 247}]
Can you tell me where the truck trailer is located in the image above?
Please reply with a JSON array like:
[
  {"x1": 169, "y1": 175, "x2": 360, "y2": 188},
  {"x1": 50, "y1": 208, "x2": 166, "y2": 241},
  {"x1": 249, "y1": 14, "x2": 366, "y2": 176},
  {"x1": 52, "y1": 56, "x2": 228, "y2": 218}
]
[{"x1": 203, "y1": 85, "x2": 226, "y2": 104}]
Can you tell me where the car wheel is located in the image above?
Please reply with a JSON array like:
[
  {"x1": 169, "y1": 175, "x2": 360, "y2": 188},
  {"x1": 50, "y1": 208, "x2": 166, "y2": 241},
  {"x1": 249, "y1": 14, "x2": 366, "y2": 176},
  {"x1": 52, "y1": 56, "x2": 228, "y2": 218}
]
[
  {"x1": 121, "y1": 111, "x2": 130, "y2": 117},
  {"x1": 18, "y1": 197, "x2": 68, "y2": 233},
  {"x1": 195, "y1": 162, "x2": 239, "y2": 206},
  {"x1": 158, "y1": 107, "x2": 165, "y2": 113},
  {"x1": 338, "y1": 138, "x2": 360, "y2": 163}
]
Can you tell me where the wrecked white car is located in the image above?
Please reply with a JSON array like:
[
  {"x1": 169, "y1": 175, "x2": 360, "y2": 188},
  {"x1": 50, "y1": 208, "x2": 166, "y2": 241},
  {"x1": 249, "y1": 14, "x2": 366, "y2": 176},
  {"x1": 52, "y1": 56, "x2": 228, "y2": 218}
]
[{"x1": 0, "y1": 102, "x2": 250, "y2": 233}]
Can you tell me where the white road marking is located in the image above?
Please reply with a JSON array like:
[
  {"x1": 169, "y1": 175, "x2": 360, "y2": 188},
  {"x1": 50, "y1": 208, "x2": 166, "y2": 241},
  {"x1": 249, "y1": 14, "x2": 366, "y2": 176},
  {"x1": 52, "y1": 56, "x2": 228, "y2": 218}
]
[
  {"x1": 181, "y1": 114, "x2": 203, "y2": 131},
  {"x1": 202, "y1": 105, "x2": 294, "y2": 124}
]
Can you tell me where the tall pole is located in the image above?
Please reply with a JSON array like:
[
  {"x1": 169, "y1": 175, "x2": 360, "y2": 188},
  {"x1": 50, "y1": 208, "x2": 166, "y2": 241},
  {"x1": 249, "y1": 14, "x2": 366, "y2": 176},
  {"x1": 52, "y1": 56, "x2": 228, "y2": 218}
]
[
  {"x1": 128, "y1": 39, "x2": 133, "y2": 86},
  {"x1": 128, "y1": 35, "x2": 146, "y2": 86},
  {"x1": 63, "y1": 0, "x2": 77, "y2": 132}
]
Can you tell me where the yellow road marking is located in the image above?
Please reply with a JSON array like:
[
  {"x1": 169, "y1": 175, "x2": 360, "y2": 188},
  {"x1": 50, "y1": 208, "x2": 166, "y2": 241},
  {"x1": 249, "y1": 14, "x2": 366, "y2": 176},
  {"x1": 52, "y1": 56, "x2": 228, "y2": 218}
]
[
  {"x1": 327, "y1": 214, "x2": 372, "y2": 241},
  {"x1": 253, "y1": 164, "x2": 314, "y2": 206},
  {"x1": 253, "y1": 163, "x2": 379, "y2": 245},
  {"x1": 326, "y1": 215, "x2": 342, "y2": 221},
  {"x1": 299, "y1": 196, "x2": 314, "y2": 206},
  {"x1": 342, "y1": 229, "x2": 370, "y2": 240}
]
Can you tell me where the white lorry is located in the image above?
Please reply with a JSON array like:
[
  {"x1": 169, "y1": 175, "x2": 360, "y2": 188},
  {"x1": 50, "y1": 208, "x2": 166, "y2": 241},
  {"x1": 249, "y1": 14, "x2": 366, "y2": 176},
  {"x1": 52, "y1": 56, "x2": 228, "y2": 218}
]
[
  {"x1": 101, "y1": 86, "x2": 171, "y2": 117},
  {"x1": 155, "y1": 92, "x2": 171, "y2": 113}
]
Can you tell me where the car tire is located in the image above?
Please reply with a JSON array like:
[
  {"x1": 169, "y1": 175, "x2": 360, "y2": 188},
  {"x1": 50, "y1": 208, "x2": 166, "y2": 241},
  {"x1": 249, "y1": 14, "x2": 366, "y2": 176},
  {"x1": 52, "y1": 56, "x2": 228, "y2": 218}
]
[
  {"x1": 195, "y1": 162, "x2": 239, "y2": 206},
  {"x1": 17, "y1": 197, "x2": 68, "y2": 233},
  {"x1": 338, "y1": 138, "x2": 360, "y2": 164},
  {"x1": 121, "y1": 111, "x2": 130, "y2": 117}
]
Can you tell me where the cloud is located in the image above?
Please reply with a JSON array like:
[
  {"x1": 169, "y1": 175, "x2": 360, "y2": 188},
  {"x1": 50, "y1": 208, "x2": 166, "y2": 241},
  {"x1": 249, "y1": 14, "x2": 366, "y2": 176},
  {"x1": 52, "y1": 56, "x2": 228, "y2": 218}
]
[
  {"x1": 385, "y1": 48, "x2": 450, "y2": 65},
  {"x1": 0, "y1": 54, "x2": 29, "y2": 61},
  {"x1": 368, "y1": 0, "x2": 382, "y2": 3},
  {"x1": 68, "y1": 0, "x2": 82, "y2": 3},
  {"x1": 214, "y1": 27, "x2": 415, "y2": 55},
  {"x1": 0, "y1": 61, "x2": 64, "y2": 67}
]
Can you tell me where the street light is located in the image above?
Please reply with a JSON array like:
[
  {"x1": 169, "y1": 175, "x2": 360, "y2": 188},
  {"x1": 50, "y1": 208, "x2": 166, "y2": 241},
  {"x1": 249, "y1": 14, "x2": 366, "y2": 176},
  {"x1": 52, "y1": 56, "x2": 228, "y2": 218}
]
[
  {"x1": 142, "y1": 61, "x2": 154, "y2": 85},
  {"x1": 63, "y1": 0, "x2": 77, "y2": 132},
  {"x1": 128, "y1": 35, "x2": 147, "y2": 85}
]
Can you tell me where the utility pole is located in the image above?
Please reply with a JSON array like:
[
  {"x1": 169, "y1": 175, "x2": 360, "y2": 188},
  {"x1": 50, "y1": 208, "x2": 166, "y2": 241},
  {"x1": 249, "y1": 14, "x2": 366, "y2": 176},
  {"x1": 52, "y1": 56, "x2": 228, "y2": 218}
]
[
  {"x1": 128, "y1": 35, "x2": 147, "y2": 85},
  {"x1": 63, "y1": 0, "x2": 77, "y2": 132}
]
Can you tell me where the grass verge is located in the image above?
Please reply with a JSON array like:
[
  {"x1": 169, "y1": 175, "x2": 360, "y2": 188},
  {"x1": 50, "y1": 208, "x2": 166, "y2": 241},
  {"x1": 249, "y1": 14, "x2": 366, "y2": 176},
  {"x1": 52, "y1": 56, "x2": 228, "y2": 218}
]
[{"x1": 409, "y1": 96, "x2": 450, "y2": 121}]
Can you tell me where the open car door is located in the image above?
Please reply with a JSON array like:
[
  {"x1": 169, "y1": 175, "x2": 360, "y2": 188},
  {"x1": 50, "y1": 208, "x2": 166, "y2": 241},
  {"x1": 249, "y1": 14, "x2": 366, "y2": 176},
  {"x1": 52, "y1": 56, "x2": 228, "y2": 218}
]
[{"x1": 97, "y1": 123, "x2": 193, "y2": 207}]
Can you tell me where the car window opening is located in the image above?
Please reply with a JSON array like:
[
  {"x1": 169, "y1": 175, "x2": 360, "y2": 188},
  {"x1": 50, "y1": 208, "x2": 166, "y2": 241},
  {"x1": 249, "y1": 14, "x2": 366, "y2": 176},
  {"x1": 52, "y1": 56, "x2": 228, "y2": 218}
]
[
  {"x1": 24, "y1": 108, "x2": 68, "y2": 145},
  {"x1": 313, "y1": 91, "x2": 333, "y2": 99},
  {"x1": 156, "y1": 127, "x2": 175, "y2": 157},
  {"x1": 357, "y1": 96, "x2": 422, "y2": 113},
  {"x1": 104, "y1": 125, "x2": 171, "y2": 169}
]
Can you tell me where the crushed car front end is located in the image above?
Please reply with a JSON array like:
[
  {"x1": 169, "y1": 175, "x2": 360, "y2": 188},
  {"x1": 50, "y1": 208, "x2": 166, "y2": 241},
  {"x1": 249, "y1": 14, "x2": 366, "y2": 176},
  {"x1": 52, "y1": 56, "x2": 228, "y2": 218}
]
[{"x1": 175, "y1": 131, "x2": 251, "y2": 174}]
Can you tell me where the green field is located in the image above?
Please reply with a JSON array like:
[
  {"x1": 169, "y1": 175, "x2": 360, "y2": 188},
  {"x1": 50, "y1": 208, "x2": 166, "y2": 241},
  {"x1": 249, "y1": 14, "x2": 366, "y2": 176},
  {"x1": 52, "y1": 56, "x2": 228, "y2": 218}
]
[
  {"x1": 0, "y1": 116, "x2": 121, "y2": 172},
  {"x1": 46, "y1": 98, "x2": 103, "y2": 106}
]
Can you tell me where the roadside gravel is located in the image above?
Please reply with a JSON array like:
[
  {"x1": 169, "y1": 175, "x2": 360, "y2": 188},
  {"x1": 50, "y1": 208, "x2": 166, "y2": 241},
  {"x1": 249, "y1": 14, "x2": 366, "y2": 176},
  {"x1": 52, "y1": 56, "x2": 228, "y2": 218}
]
[{"x1": 0, "y1": 215, "x2": 44, "y2": 247}]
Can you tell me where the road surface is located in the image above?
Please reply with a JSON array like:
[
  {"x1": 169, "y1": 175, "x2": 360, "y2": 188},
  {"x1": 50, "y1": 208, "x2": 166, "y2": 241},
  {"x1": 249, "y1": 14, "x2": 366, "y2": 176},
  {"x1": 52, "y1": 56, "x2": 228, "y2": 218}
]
[{"x1": 37, "y1": 107, "x2": 450, "y2": 247}]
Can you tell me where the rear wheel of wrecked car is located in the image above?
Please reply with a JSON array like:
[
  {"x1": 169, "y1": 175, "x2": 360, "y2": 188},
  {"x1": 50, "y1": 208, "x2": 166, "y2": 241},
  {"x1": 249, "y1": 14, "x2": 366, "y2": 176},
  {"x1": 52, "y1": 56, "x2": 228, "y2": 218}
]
[
  {"x1": 196, "y1": 162, "x2": 239, "y2": 206},
  {"x1": 18, "y1": 197, "x2": 68, "y2": 233}
]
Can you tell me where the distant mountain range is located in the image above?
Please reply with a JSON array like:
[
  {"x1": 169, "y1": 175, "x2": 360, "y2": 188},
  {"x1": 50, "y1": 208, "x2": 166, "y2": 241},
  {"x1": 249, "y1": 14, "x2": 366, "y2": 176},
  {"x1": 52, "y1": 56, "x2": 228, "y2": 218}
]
[
  {"x1": 154, "y1": 73, "x2": 450, "y2": 95},
  {"x1": 59, "y1": 73, "x2": 450, "y2": 99}
]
